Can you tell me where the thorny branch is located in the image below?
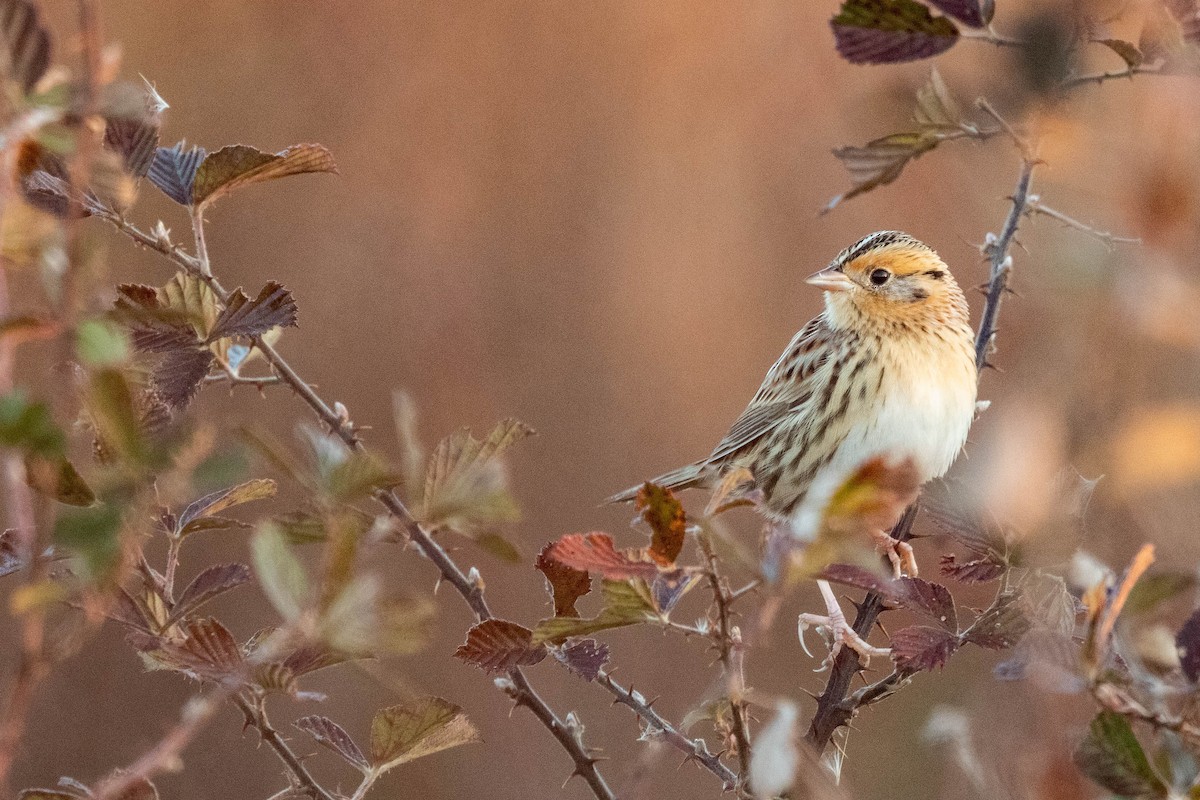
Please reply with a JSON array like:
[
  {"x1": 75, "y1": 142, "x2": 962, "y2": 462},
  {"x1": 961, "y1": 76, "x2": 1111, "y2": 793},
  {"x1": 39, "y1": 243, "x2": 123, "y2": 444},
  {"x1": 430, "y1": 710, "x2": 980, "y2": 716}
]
[
  {"x1": 234, "y1": 694, "x2": 336, "y2": 800},
  {"x1": 1024, "y1": 195, "x2": 1139, "y2": 249},
  {"x1": 806, "y1": 148, "x2": 1037, "y2": 753},
  {"x1": 96, "y1": 207, "x2": 616, "y2": 800},
  {"x1": 1060, "y1": 62, "x2": 1166, "y2": 90}
]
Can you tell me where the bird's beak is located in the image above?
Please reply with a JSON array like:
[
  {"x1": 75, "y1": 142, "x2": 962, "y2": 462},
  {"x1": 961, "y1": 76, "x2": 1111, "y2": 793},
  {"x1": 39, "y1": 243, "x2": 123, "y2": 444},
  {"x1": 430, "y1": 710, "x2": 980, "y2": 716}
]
[{"x1": 805, "y1": 268, "x2": 855, "y2": 293}]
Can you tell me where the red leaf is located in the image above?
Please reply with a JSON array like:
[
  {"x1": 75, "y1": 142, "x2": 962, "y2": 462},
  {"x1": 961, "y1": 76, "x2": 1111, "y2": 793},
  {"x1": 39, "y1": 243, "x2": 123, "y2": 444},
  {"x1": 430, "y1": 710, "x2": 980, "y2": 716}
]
[
  {"x1": 543, "y1": 532, "x2": 660, "y2": 581},
  {"x1": 890, "y1": 625, "x2": 959, "y2": 671},
  {"x1": 636, "y1": 483, "x2": 686, "y2": 567},
  {"x1": 535, "y1": 543, "x2": 591, "y2": 618},
  {"x1": 454, "y1": 619, "x2": 548, "y2": 674}
]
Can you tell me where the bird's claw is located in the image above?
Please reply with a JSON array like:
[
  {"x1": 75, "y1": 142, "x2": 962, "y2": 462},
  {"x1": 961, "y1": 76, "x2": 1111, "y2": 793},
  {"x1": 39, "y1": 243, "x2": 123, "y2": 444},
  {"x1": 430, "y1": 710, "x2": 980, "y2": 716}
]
[
  {"x1": 872, "y1": 529, "x2": 918, "y2": 578},
  {"x1": 798, "y1": 580, "x2": 891, "y2": 671}
]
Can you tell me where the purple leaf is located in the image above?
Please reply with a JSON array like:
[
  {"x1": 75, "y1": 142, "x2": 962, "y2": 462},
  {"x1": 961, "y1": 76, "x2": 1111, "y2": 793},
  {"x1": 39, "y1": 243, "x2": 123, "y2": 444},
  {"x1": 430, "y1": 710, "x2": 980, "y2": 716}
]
[
  {"x1": 167, "y1": 563, "x2": 251, "y2": 625},
  {"x1": 926, "y1": 0, "x2": 992, "y2": 28},
  {"x1": 556, "y1": 638, "x2": 610, "y2": 681},
  {"x1": 890, "y1": 625, "x2": 959, "y2": 671},
  {"x1": 207, "y1": 282, "x2": 299, "y2": 341},
  {"x1": 148, "y1": 141, "x2": 206, "y2": 206},
  {"x1": 831, "y1": 0, "x2": 959, "y2": 65},
  {"x1": 1177, "y1": 608, "x2": 1200, "y2": 682},
  {"x1": 295, "y1": 715, "x2": 370, "y2": 771}
]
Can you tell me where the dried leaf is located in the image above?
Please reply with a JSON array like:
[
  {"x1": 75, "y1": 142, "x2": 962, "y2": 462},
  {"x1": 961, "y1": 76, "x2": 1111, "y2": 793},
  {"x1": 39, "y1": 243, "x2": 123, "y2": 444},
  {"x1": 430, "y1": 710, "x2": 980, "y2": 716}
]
[
  {"x1": 454, "y1": 619, "x2": 548, "y2": 673},
  {"x1": 542, "y1": 532, "x2": 660, "y2": 581},
  {"x1": 177, "y1": 478, "x2": 277, "y2": 536},
  {"x1": 890, "y1": 625, "x2": 959, "y2": 671},
  {"x1": 251, "y1": 524, "x2": 309, "y2": 621},
  {"x1": 369, "y1": 697, "x2": 480, "y2": 772},
  {"x1": 152, "y1": 345, "x2": 212, "y2": 410},
  {"x1": 1095, "y1": 38, "x2": 1144, "y2": 67},
  {"x1": 637, "y1": 483, "x2": 686, "y2": 567},
  {"x1": 824, "y1": 131, "x2": 941, "y2": 213},
  {"x1": 532, "y1": 579, "x2": 661, "y2": 644},
  {"x1": 420, "y1": 419, "x2": 533, "y2": 536},
  {"x1": 207, "y1": 282, "x2": 299, "y2": 342},
  {"x1": 964, "y1": 592, "x2": 1029, "y2": 649},
  {"x1": 294, "y1": 715, "x2": 370, "y2": 772},
  {"x1": 0, "y1": 0, "x2": 50, "y2": 93},
  {"x1": 192, "y1": 143, "x2": 337, "y2": 208},
  {"x1": 1073, "y1": 711, "x2": 1165, "y2": 796},
  {"x1": 167, "y1": 563, "x2": 251, "y2": 624},
  {"x1": 913, "y1": 67, "x2": 962, "y2": 129},
  {"x1": 1177, "y1": 608, "x2": 1200, "y2": 682},
  {"x1": 24, "y1": 453, "x2": 95, "y2": 506},
  {"x1": 938, "y1": 553, "x2": 1005, "y2": 583},
  {"x1": 157, "y1": 617, "x2": 245, "y2": 681},
  {"x1": 555, "y1": 638, "x2": 610, "y2": 681},
  {"x1": 926, "y1": 0, "x2": 991, "y2": 28},
  {"x1": 831, "y1": 0, "x2": 960, "y2": 65},
  {"x1": 535, "y1": 543, "x2": 590, "y2": 617},
  {"x1": 148, "y1": 141, "x2": 207, "y2": 206}
]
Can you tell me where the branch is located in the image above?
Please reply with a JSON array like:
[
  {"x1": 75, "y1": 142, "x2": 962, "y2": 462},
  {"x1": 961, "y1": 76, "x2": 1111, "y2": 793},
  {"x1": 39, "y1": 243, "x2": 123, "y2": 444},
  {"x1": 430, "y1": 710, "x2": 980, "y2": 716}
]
[
  {"x1": 234, "y1": 694, "x2": 335, "y2": 800},
  {"x1": 96, "y1": 207, "x2": 615, "y2": 800},
  {"x1": 595, "y1": 671, "x2": 738, "y2": 791},
  {"x1": 806, "y1": 151, "x2": 1038, "y2": 753},
  {"x1": 1024, "y1": 195, "x2": 1139, "y2": 249},
  {"x1": 1060, "y1": 62, "x2": 1165, "y2": 90}
]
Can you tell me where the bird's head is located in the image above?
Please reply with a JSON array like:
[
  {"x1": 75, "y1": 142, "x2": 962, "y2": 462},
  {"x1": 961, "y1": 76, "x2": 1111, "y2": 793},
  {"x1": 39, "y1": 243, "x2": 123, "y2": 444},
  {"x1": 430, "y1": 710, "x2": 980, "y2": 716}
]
[{"x1": 807, "y1": 231, "x2": 967, "y2": 331}]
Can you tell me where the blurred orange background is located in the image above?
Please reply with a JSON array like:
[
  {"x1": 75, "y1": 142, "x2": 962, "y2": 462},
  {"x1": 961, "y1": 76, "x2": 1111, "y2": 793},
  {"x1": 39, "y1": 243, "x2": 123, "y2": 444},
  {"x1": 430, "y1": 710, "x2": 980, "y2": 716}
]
[{"x1": 5, "y1": 1, "x2": 1200, "y2": 798}]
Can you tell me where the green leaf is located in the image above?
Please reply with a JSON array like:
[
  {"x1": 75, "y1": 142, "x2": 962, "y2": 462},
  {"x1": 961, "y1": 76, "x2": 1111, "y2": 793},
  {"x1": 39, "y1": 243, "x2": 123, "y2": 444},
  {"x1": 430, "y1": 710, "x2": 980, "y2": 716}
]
[
  {"x1": 54, "y1": 503, "x2": 123, "y2": 580},
  {"x1": 369, "y1": 696, "x2": 480, "y2": 772},
  {"x1": 251, "y1": 524, "x2": 309, "y2": 621},
  {"x1": 1124, "y1": 572, "x2": 1196, "y2": 616},
  {"x1": 83, "y1": 369, "x2": 146, "y2": 464},
  {"x1": 0, "y1": 391, "x2": 63, "y2": 456},
  {"x1": 1073, "y1": 711, "x2": 1167, "y2": 797},
  {"x1": 192, "y1": 143, "x2": 338, "y2": 208},
  {"x1": 24, "y1": 453, "x2": 95, "y2": 506},
  {"x1": 420, "y1": 419, "x2": 533, "y2": 536},
  {"x1": 76, "y1": 319, "x2": 131, "y2": 367},
  {"x1": 531, "y1": 579, "x2": 661, "y2": 644},
  {"x1": 831, "y1": 0, "x2": 960, "y2": 65}
]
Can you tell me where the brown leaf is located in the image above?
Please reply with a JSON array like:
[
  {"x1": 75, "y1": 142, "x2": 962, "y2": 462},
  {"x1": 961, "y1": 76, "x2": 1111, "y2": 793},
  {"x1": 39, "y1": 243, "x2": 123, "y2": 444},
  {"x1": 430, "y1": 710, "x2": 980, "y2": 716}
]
[
  {"x1": 964, "y1": 592, "x2": 1030, "y2": 649},
  {"x1": 890, "y1": 625, "x2": 960, "y2": 671},
  {"x1": 939, "y1": 553, "x2": 1005, "y2": 583},
  {"x1": 637, "y1": 483, "x2": 686, "y2": 567},
  {"x1": 0, "y1": 0, "x2": 50, "y2": 93},
  {"x1": 818, "y1": 564, "x2": 957, "y2": 629},
  {"x1": 167, "y1": 563, "x2": 251, "y2": 625},
  {"x1": 177, "y1": 478, "x2": 277, "y2": 535},
  {"x1": 532, "y1": 579, "x2": 661, "y2": 644},
  {"x1": 192, "y1": 143, "x2": 338, "y2": 208},
  {"x1": 454, "y1": 619, "x2": 548, "y2": 673},
  {"x1": 104, "y1": 118, "x2": 160, "y2": 179},
  {"x1": 555, "y1": 638, "x2": 610, "y2": 681},
  {"x1": 369, "y1": 697, "x2": 480, "y2": 771},
  {"x1": 1095, "y1": 38, "x2": 1144, "y2": 67},
  {"x1": 0, "y1": 529, "x2": 19, "y2": 578},
  {"x1": 543, "y1": 532, "x2": 660, "y2": 581},
  {"x1": 294, "y1": 715, "x2": 370, "y2": 771},
  {"x1": 535, "y1": 543, "x2": 590, "y2": 618},
  {"x1": 824, "y1": 131, "x2": 941, "y2": 213},
  {"x1": 831, "y1": 0, "x2": 960, "y2": 65},
  {"x1": 23, "y1": 453, "x2": 95, "y2": 506},
  {"x1": 207, "y1": 282, "x2": 299, "y2": 342},
  {"x1": 157, "y1": 617, "x2": 245, "y2": 680}
]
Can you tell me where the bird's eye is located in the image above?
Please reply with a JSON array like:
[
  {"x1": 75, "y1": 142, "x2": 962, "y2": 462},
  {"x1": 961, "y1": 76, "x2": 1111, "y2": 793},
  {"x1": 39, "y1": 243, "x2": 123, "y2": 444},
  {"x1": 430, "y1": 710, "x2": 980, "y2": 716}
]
[{"x1": 869, "y1": 268, "x2": 891, "y2": 286}]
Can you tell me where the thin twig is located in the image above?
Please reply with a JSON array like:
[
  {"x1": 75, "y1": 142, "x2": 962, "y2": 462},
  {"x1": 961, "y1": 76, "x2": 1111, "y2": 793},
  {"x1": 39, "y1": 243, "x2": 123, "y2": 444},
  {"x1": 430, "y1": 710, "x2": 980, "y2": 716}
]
[
  {"x1": 95, "y1": 207, "x2": 616, "y2": 800},
  {"x1": 234, "y1": 694, "x2": 335, "y2": 800},
  {"x1": 1060, "y1": 62, "x2": 1165, "y2": 90},
  {"x1": 595, "y1": 670, "x2": 738, "y2": 791},
  {"x1": 1024, "y1": 195, "x2": 1139, "y2": 249},
  {"x1": 805, "y1": 153, "x2": 1038, "y2": 753}
]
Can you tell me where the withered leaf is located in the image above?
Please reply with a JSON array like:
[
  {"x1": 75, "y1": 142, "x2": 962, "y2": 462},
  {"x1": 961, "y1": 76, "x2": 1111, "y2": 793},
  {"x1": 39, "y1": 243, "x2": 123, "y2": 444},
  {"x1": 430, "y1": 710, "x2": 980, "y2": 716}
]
[
  {"x1": 926, "y1": 0, "x2": 991, "y2": 28},
  {"x1": 1176, "y1": 608, "x2": 1200, "y2": 682},
  {"x1": 649, "y1": 569, "x2": 701, "y2": 614},
  {"x1": 824, "y1": 132, "x2": 941, "y2": 213},
  {"x1": 253, "y1": 662, "x2": 298, "y2": 697},
  {"x1": 831, "y1": 0, "x2": 959, "y2": 65},
  {"x1": 370, "y1": 697, "x2": 480, "y2": 772},
  {"x1": 192, "y1": 143, "x2": 337, "y2": 208},
  {"x1": 535, "y1": 542, "x2": 590, "y2": 617},
  {"x1": 158, "y1": 617, "x2": 245, "y2": 681},
  {"x1": 0, "y1": 0, "x2": 50, "y2": 93},
  {"x1": 420, "y1": 419, "x2": 533, "y2": 536},
  {"x1": 104, "y1": 118, "x2": 160, "y2": 179},
  {"x1": 1073, "y1": 711, "x2": 1165, "y2": 797},
  {"x1": 542, "y1": 532, "x2": 660, "y2": 581},
  {"x1": 555, "y1": 638, "x2": 610, "y2": 681},
  {"x1": 889, "y1": 625, "x2": 960, "y2": 671},
  {"x1": 167, "y1": 563, "x2": 251, "y2": 625},
  {"x1": 207, "y1": 282, "x2": 299, "y2": 342},
  {"x1": 23, "y1": 453, "x2": 95, "y2": 506},
  {"x1": 964, "y1": 592, "x2": 1029, "y2": 649},
  {"x1": 177, "y1": 478, "x2": 277, "y2": 536},
  {"x1": 1094, "y1": 38, "x2": 1144, "y2": 68},
  {"x1": 294, "y1": 715, "x2": 370, "y2": 772},
  {"x1": 153, "y1": 345, "x2": 213, "y2": 410},
  {"x1": 637, "y1": 483, "x2": 686, "y2": 567},
  {"x1": 454, "y1": 619, "x2": 548, "y2": 673},
  {"x1": 148, "y1": 141, "x2": 207, "y2": 206},
  {"x1": 532, "y1": 579, "x2": 661, "y2": 644},
  {"x1": 939, "y1": 553, "x2": 1005, "y2": 583},
  {"x1": 913, "y1": 67, "x2": 962, "y2": 130}
]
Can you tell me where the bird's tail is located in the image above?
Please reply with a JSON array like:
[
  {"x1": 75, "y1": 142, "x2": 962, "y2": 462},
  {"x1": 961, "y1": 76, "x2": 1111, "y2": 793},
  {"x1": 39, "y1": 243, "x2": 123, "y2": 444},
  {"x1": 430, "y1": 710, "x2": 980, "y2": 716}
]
[{"x1": 605, "y1": 462, "x2": 706, "y2": 504}]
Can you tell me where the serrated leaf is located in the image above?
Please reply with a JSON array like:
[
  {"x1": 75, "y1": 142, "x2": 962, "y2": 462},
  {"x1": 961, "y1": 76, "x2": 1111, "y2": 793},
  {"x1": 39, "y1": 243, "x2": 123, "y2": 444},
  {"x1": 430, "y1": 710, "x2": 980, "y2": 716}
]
[
  {"x1": 167, "y1": 563, "x2": 251, "y2": 625},
  {"x1": 1074, "y1": 711, "x2": 1166, "y2": 796},
  {"x1": 369, "y1": 697, "x2": 480, "y2": 772},
  {"x1": 295, "y1": 716, "x2": 370, "y2": 772},
  {"x1": 1095, "y1": 38, "x2": 1144, "y2": 68},
  {"x1": 104, "y1": 118, "x2": 160, "y2": 179},
  {"x1": 532, "y1": 579, "x2": 661, "y2": 644},
  {"x1": 831, "y1": 0, "x2": 960, "y2": 65},
  {"x1": 148, "y1": 142, "x2": 207, "y2": 205},
  {"x1": 24, "y1": 453, "x2": 94, "y2": 506},
  {"x1": 454, "y1": 619, "x2": 548, "y2": 673},
  {"x1": 555, "y1": 638, "x2": 610, "y2": 681},
  {"x1": 535, "y1": 542, "x2": 591, "y2": 618},
  {"x1": 0, "y1": 0, "x2": 50, "y2": 93},
  {"x1": 938, "y1": 553, "x2": 1005, "y2": 583},
  {"x1": 637, "y1": 483, "x2": 686, "y2": 567},
  {"x1": 1177, "y1": 608, "x2": 1200, "y2": 682},
  {"x1": 926, "y1": 0, "x2": 991, "y2": 27},
  {"x1": 192, "y1": 143, "x2": 337, "y2": 208},
  {"x1": 420, "y1": 419, "x2": 533, "y2": 536},
  {"x1": 177, "y1": 478, "x2": 277, "y2": 535},
  {"x1": 819, "y1": 564, "x2": 957, "y2": 629},
  {"x1": 152, "y1": 345, "x2": 213, "y2": 410},
  {"x1": 913, "y1": 67, "x2": 962, "y2": 129},
  {"x1": 964, "y1": 592, "x2": 1029, "y2": 649},
  {"x1": 890, "y1": 625, "x2": 959, "y2": 671},
  {"x1": 157, "y1": 617, "x2": 245, "y2": 681},
  {"x1": 542, "y1": 532, "x2": 660, "y2": 581},
  {"x1": 207, "y1": 282, "x2": 299, "y2": 342},
  {"x1": 251, "y1": 524, "x2": 309, "y2": 621},
  {"x1": 824, "y1": 131, "x2": 941, "y2": 213}
]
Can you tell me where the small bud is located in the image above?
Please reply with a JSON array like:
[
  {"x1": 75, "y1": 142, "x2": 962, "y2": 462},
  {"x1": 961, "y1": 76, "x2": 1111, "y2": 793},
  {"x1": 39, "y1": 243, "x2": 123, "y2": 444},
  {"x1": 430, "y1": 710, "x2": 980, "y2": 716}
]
[
  {"x1": 467, "y1": 567, "x2": 484, "y2": 590},
  {"x1": 493, "y1": 676, "x2": 518, "y2": 699},
  {"x1": 334, "y1": 401, "x2": 350, "y2": 424},
  {"x1": 153, "y1": 220, "x2": 171, "y2": 247}
]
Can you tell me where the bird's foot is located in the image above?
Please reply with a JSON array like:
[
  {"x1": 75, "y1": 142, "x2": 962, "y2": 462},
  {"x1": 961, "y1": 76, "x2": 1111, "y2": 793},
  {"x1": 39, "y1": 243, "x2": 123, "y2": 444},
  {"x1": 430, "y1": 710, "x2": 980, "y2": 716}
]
[
  {"x1": 798, "y1": 579, "x2": 891, "y2": 671},
  {"x1": 872, "y1": 529, "x2": 918, "y2": 578}
]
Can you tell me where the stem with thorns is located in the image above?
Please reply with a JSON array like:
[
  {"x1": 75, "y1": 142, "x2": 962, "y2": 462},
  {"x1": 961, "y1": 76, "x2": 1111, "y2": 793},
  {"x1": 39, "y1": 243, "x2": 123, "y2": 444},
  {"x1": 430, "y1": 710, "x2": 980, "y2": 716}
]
[{"x1": 234, "y1": 694, "x2": 335, "y2": 800}]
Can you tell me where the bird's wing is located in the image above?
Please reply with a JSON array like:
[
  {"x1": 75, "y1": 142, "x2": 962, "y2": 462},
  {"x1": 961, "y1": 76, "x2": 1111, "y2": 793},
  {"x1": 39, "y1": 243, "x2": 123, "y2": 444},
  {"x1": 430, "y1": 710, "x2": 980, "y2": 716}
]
[{"x1": 703, "y1": 315, "x2": 833, "y2": 465}]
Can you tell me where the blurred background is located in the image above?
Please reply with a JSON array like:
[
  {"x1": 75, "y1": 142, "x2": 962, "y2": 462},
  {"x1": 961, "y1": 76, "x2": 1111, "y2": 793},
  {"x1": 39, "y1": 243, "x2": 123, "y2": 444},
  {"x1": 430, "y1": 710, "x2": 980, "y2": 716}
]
[{"x1": 6, "y1": 0, "x2": 1200, "y2": 798}]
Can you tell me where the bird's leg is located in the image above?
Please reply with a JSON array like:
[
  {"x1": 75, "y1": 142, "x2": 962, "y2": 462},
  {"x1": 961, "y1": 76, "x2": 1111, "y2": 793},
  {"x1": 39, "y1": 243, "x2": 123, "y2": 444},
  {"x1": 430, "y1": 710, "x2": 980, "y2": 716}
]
[
  {"x1": 871, "y1": 528, "x2": 918, "y2": 578},
  {"x1": 798, "y1": 579, "x2": 891, "y2": 671}
]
